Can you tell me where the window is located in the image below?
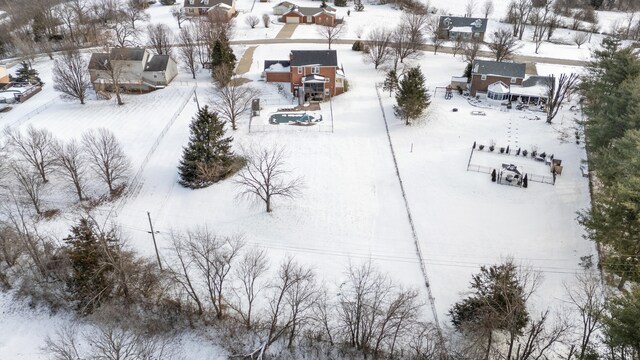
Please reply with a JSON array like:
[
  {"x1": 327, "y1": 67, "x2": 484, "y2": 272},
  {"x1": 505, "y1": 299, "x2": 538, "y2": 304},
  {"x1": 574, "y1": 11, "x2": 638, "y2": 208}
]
[
  {"x1": 203, "y1": 0, "x2": 208, "y2": 4},
  {"x1": 481, "y1": 75, "x2": 487, "y2": 80},
  {"x1": 189, "y1": 0, "x2": 194, "y2": 4},
  {"x1": 324, "y1": 78, "x2": 330, "y2": 83},
  {"x1": 312, "y1": 66, "x2": 320, "y2": 74},
  {"x1": 510, "y1": 77, "x2": 517, "y2": 84},
  {"x1": 297, "y1": 67, "x2": 302, "y2": 74},
  {"x1": 307, "y1": 16, "x2": 312, "y2": 22}
]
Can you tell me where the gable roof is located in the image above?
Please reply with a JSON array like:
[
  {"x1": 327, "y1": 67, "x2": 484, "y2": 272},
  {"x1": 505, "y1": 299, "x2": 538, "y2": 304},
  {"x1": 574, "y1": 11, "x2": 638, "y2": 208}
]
[
  {"x1": 144, "y1": 55, "x2": 172, "y2": 72},
  {"x1": 273, "y1": 1, "x2": 295, "y2": 8},
  {"x1": 290, "y1": 50, "x2": 338, "y2": 67},
  {"x1": 110, "y1": 47, "x2": 147, "y2": 61},
  {"x1": 183, "y1": 0, "x2": 233, "y2": 8},
  {"x1": 472, "y1": 60, "x2": 526, "y2": 78},
  {"x1": 439, "y1": 16, "x2": 488, "y2": 33},
  {"x1": 88, "y1": 53, "x2": 111, "y2": 70},
  {"x1": 284, "y1": 6, "x2": 334, "y2": 16}
]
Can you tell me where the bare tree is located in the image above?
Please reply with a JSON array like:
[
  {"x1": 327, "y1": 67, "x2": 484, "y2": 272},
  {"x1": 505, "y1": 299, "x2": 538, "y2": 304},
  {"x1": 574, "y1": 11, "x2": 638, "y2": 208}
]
[
  {"x1": 465, "y1": 0, "x2": 476, "y2": 17},
  {"x1": 546, "y1": 73, "x2": 579, "y2": 124},
  {"x1": 95, "y1": 49, "x2": 126, "y2": 106},
  {"x1": 171, "y1": 5, "x2": 186, "y2": 29},
  {"x1": 52, "y1": 139, "x2": 87, "y2": 202},
  {"x1": 4, "y1": 126, "x2": 56, "y2": 183},
  {"x1": 509, "y1": 0, "x2": 533, "y2": 40},
  {"x1": 530, "y1": 2, "x2": 553, "y2": 54},
  {"x1": 463, "y1": 37, "x2": 483, "y2": 64},
  {"x1": 52, "y1": 49, "x2": 91, "y2": 105},
  {"x1": 230, "y1": 248, "x2": 269, "y2": 329},
  {"x1": 513, "y1": 310, "x2": 571, "y2": 360},
  {"x1": 81, "y1": 128, "x2": 131, "y2": 195},
  {"x1": 245, "y1": 14, "x2": 260, "y2": 29},
  {"x1": 482, "y1": 0, "x2": 494, "y2": 18},
  {"x1": 146, "y1": 23, "x2": 173, "y2": 55},
  {"x1": 123, "y1": 0, "x2": 149, "y2": 29},
  {"x1": 488, "y1": 28, "x2": 521, "y2": 61},
  {"x1": 564, "y1": 271, "x2": 606, "y2": 359},
  {"x1": 43, "y1": 324, "x2": 82, "y2": 360},
  {"x1": 262, "y1": 14, "x2": 271, "y2": 28},
  {"x1": 392, "y1": 13, "x2": 427, "y2": 71},
  {"x1": 363, "y1": 27, "x2": 393, "y2": 69},
  {"x1": 177, "y1": 25, "x2": 199, "y2": 79},
  {"x1": 11, "y1": 163, "x2": 44, "y2": 216},
  {"x1": 574, "y1": 31, "x2": 589, "y2": 48},
  {"x1": 211, "y1": 77, "x2": 260, "y2": 131},
  {"x1": 167, "y1": 232, "x2": 204, "y2": 315},
  {"x1": 184, "y1": 228, "x2": 244, "y2": 319},
  {"x1": 246, "y1": 258, "x2": 316, "y2": 357},
  {"x1": 452, "y1": 35, "x2": 465, "y2": 57},
  {"x1": 426, "y1": 16, "x2": 445, "y2": 55},
  {"x1": 235, "y1": 145, "x2": 303, "y2": 213},
  {"x1": 109, "y1": 15, "x2": 141, "y2": 47},
  {"x1": 317, "y1": 23, "x2": 346, "y2": 50},
  {"x1": 91, "y1": 323, "x2": 171, "y2": 360}
]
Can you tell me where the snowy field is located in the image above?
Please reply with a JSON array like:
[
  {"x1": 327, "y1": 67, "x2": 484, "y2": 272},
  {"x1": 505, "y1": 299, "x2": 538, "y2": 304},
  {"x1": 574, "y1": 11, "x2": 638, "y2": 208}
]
[{"x1": 0, "y1": 0, "x2": 623, "y2": 354}]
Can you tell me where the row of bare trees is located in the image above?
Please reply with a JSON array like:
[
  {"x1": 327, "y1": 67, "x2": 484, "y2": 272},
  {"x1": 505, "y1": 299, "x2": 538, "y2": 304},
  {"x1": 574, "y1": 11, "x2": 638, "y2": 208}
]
[{"x1": 0, "y1": 126, "x2": 131, "y2": 217}]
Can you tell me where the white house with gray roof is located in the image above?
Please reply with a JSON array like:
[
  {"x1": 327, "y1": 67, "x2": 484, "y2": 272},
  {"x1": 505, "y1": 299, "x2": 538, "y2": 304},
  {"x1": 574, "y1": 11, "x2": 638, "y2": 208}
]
[
  {"x1": 88, "y1": 48, "x2": 178, "y2": 93},
  {"x1": 438, "y1": 16, "x2": 488, "y2": 41}
]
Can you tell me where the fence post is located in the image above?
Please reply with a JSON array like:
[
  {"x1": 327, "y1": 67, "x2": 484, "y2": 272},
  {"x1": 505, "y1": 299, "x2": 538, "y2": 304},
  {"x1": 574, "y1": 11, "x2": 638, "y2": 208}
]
[{"x1": 466, "y1": 147, "x2": 474, "y2": 170}]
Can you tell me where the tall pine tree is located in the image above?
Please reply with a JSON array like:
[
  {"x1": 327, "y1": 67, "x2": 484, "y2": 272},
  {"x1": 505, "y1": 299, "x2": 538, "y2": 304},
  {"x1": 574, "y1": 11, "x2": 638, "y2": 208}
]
[
  {"x1": 210, "y1": 33, "x2": 236, "y2": 84},
  {"x1": 394, "y1": 66, "x2": 430, "y2": 125},
  {"x1": 178, "y1": 105, "x2": 236, "y2": 189},
  {"x1": 65, "y1": 218, "x2": 117, "y2": 314},
  {"x1": 382, "y1": 69, "x2": 399, "y2": 97}
]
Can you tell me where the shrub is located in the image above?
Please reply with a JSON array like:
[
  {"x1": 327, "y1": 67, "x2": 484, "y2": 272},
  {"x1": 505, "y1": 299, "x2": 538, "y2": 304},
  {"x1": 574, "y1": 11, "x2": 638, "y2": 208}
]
[
  {"x1": 352, "y1": 40, "x2": 364, "y2": 51},
  {"x1": 334, "y1": 0, "x2": 347, "y2": 6}
]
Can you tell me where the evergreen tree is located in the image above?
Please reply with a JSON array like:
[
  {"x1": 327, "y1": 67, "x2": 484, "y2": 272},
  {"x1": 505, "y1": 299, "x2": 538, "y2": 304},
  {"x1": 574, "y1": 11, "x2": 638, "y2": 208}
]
[
  {"x1": 210, "y1": 33, "x2": 236, "y2": 83},
  {"x1": 582, "y1": 37, "x2": 640, "y2": 150},
  {"x1": 579, "y1": 130, "x2": 640, "y2": 289},
  {"x1": 449, "y1": 261, "x2": 530, "y2": 356},
  {"x1": 334, "y1": 0, "x2": 347, "y2": 6},
  {"x1": 178, "y1": 105, "x2": 236, "y2": 189},
  {"x1": 65, "y1": 218, "x2": 117, "y2": 314},
  {"x1": 603, "y1": 288, "x2": 640, "y2": 356},
  {"x1": 15, "y1": 62, "x2": 43, "y2": 85},
  {"x1": 394, "y1": 66, "x2": 430, "y2": 125},
  {"x1": 382, "y1": 69, "x2": 399, "y2": 97}
]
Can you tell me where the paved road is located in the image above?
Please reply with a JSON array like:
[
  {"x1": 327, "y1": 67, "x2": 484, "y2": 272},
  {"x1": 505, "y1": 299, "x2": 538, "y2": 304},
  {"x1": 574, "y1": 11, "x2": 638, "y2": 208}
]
[{"x1": 229, "y1": 38, "x2": 589, "y2": 67}]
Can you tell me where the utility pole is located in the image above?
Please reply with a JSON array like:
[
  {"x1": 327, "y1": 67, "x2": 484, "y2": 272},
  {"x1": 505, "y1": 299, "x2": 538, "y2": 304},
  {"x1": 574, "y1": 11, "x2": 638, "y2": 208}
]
[{"x1": 147, "y1": 211, "x2": 163, "y2": 271}]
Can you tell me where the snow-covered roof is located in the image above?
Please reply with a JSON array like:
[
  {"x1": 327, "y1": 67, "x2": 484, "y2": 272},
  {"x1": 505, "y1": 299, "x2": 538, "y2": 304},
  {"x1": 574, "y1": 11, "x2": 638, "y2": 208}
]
[
  {"x1": 510, "y1": 84, "x2": 547, "y2": 98},
  {"x1": 450, "y1": 26, "x2": 473, "y2": 33},
  {"x1": 302, "y1": 74, "x2": 327, "y2": 83},
  {"x1": 487, "y1": 81, "x2": 509, "y2": 94},
  {"x1": 451, "y1": 76, "x2": 468, "y2": 82},
  {"x1": 439, "y1": 16, "x2": 487, "y2": 33},
  {"x1": 266, "y1": 63, "x2": 290, "y2": 72}
]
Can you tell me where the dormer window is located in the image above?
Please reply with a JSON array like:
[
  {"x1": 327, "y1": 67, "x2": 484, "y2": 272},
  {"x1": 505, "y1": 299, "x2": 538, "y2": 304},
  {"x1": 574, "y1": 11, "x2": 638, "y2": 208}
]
[
  {"x1": 189, "y1": 0, "x2": 194, "y2": 4},
  {"x1": 510, "y1": 77, "x2": 516, "y2": 84},
  {"x1": 203, "y1": 0, "x2": 209, "y2": 4}
]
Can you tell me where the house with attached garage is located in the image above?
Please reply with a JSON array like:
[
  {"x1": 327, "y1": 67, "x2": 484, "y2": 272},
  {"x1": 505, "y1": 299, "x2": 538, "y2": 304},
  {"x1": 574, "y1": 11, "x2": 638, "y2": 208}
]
[
  {"x1": 264, "y1": 50, "x2": 345, "y2": 103},
  {"x1": 438, "y1": 16, "x2": 487, "y2": 41},
  {"x1": 281, "y1": 5, "x2": 337, "y2": 26},
  {"x1": 182, "y1": 0, "x2": 236, "y2": 19},
  {"x1": 88, "y1": 47, "x2": 178, "y2": 93}
]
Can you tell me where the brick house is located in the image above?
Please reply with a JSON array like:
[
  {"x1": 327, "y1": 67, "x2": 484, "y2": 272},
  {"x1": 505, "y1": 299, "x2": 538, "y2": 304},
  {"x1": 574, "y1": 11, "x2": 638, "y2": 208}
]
[
  {"x1": 469, "y1": 60, "x2": 526, "y2": 97},
  {"x1": 281, "y1": 6, "x2": 337, "y2": 26},
  {"x1": 0, "y1": 65, "x2": 8, "y2": 84},
  {"x1": 438, "y1": 16, "x2": 488, "y2": 41},
  {"x1": 264, "y1": 50, "x2": 345, "y2": 103}
]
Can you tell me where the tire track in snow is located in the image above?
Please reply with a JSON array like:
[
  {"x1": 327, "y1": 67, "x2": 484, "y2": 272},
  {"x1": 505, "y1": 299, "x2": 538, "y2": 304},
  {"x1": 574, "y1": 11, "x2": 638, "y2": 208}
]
[
  {"x1": 115, "y1": 85, "x2": 196, "y2": 211},
  {"x1": 374, "y1": 84, "x2": 445, "y2": 344}
]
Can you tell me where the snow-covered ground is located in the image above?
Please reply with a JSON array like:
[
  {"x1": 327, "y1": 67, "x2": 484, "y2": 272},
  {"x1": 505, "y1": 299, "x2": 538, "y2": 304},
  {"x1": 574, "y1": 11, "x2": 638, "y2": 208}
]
[{"x1": 1, "y1": 0, "x2": 628, "y2": 354}]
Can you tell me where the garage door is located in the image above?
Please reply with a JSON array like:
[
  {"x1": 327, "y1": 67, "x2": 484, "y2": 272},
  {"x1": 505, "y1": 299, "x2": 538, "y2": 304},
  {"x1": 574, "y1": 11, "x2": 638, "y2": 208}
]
[{"x1": 287, "y1": 16, "x2": 300, "y2": 23}]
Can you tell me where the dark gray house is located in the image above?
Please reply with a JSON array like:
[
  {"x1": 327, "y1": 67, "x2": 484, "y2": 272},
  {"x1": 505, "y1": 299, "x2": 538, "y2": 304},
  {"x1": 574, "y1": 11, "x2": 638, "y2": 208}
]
[{"x1": 438, "y1": 16, "x2": 488, "y2": 41}]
